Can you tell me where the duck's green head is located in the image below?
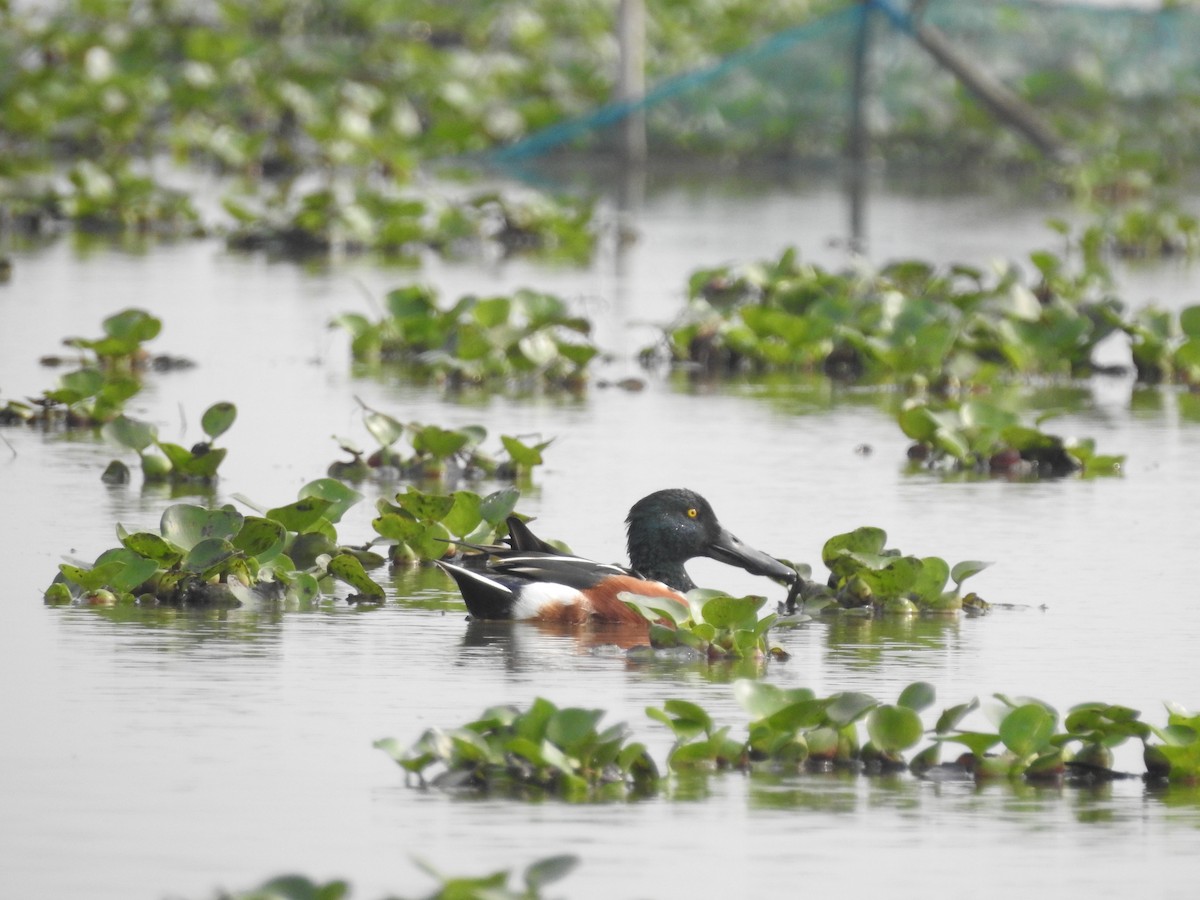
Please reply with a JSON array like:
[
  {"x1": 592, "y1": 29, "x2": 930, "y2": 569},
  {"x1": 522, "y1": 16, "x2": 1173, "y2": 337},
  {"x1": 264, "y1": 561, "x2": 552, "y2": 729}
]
[{"x1": 625, "y1": 488, "x2": 796, "y2": 592}]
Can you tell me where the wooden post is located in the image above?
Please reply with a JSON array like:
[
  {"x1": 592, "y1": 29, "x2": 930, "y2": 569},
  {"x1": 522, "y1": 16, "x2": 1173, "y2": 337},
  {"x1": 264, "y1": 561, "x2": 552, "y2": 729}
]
[
  {"x1": 901, "y1": 0, "x2": 1069, "y2": 162},
  {"x1": 617, "y1": 0, "x2": 647, "y2": 164}
]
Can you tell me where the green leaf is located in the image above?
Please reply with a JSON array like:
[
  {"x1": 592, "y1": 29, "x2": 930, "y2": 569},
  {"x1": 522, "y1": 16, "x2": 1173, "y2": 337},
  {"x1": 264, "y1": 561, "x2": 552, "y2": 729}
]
[
  {"x1": 524, "y1": 855, "x2": 580, "y2": 891},
  {"x1": 699, "y1": 594, "x2": 766, "y2": 629},
  {"x1": 661, "y1": 699, "x2": 713, "y2": 737},
  {"x1": 160, "y1": 504, "x2": 243, "y2": 551},
  {"x1": 412, "y1": 424, "x2": 470, "y2": 459},
  {"x1": 951, "y1": 559, "x2": 992, "y2": 584},
  {"x1": 200, "y1": 401, "x2": 237, "y2": 440},
  {"x1": 232, "y1": 516, "x2": 287, "y2": 563},
  {"x1": 935, "y1": 698, "x2": 980, "y2": 734},
  {"x1": 479, "y1": 487, "x2": 521, "y2": 525},
  {"x1": 364, "y1": 410, "x2": 404, "y2": 447},
  {"x1": 1179, "y1": 305, "x2": 1200, "y2": 339},
  {"x1": 104, "y1": 415, "x2": 158, "y2": 452},
  {"x1": 442, "y1": 491, "x2": 483, "y2": 538},
  {"x1": 394, "y1": 487, "x2": 455, "y2": 522},
  {"x1": 545, "y1": 707, "x2": 604, "y2": 752},
  {"x1": 822, "y1": 527, "x2": 887, "y2": 569},
  {"x1": 183, "y1": 537, "x2": 237, "y2": 576},
  {"x1": 867, "y1": 704, "x2": 924, "y2": 753},
  {"x1": 299, "y1": 478, "x2": 362, "y2": 524},
  {"x1": 118, "y1": 529, "x2": 183, "y2": 565},
  {"x1": 908, "y1": 556, "x2": 950, "y2": 603},
  {"x1": 501, "y1": 434, "x2": 552, "y2": 467},
  {"x1": 898, "y1": 682, "x2": 936, "y2": 712},
  {"x1": 825, "y1": 692, "x2": 878, "y2": 727},
  {"x1": 327, "y1": 553, "x2": 385, "y2": 599},
  {"x1": 999, "y1": 703, "x2": 1057, "y2": 757},
  {"x1": 855, "y1": 555, "x2": 922, "y2": 597},
  {"x1": 266, "y1": 497, "x2": 336, "y2": 533}
]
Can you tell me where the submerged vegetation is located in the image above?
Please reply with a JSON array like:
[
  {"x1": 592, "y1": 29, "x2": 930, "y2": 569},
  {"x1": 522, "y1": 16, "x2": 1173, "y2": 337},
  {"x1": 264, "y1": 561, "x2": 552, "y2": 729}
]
[{"x1": 382, "y1": 686, "x2": 1200, "y2": 799}]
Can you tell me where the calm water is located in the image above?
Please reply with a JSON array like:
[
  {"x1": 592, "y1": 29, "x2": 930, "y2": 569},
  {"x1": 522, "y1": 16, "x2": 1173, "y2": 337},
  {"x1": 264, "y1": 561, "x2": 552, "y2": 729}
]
[{"x1": 1, "y1": 170, "x2": 1198, "y2": 899}]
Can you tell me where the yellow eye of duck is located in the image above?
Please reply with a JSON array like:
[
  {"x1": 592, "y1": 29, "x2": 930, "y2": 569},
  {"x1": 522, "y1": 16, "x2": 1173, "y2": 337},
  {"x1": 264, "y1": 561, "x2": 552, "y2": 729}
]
[{"x1": 686, "y1": 507, "x2": 698, "y2": 518}]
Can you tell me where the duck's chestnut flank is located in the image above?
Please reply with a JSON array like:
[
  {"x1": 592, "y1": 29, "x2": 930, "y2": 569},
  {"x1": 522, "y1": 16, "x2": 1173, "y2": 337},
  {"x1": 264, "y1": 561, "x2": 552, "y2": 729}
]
[{"x1": 439, "y1": 488, "x2": 796, "y2": 624}]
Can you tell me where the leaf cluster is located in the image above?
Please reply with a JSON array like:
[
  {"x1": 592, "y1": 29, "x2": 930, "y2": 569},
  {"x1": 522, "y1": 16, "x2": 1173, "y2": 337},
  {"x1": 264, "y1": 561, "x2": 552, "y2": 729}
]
[
  {"x1": 652, "y1": 246, "x2": 1138, "y2": 386},
  {"x1": 333, "y1": 285, "x2": 597, "y2": 390},
  {"x1": 329, "y1": 404, "x2": 552, "y2": 483},
  {"x1": 373, "y1": 486, "x2": 521, "y2": 565},
  {"x1": 789, "y1": 525, "x2": 990, "y2": 617},
  {"x1": 103, "y1": 402, "x2": 237, "y2": 484},
  {"x1": 376, "y1": 698, "x2": 658, "y2": 801},
  {"x1": 622, "y1": 589, "x2": 786, "y2": 663},
  {"x1": 44, "y1": 479, "x2": 384, "y2": 607},
  {"x1": 3, "y1": 308, "x2": 163, "y2": 428},
  {"x1": 899, "y1": 397, "x2": 1124, "y2": 479}
]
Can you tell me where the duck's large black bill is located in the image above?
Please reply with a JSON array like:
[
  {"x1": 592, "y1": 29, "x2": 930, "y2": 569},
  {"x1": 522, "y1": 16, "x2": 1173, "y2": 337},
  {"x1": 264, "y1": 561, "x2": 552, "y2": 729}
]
[{"x1": 704, "y1": 527, "x2": 798, "y2": 582}]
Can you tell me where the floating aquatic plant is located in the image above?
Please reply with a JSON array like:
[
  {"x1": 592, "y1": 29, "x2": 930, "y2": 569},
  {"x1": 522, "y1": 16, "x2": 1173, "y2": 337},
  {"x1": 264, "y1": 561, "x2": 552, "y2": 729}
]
[
  {"x1": 328, "y1": 402, "x2": 552, "y2": 483},
  {"x1": 785, "y1": 525, "x2": 990, "y2": 617},
  {"x1": 899, "y1": 397, "x2": 1124, "y2": 478},
  {"x1": 376, "y1": 697, "x2": 658, "y2": 801},
  {"x1": 622, "y1": 589, "x2": 789, "y2": 663},
  {"x1": 333, "y1": 284, "x2": 597, "y2": 391},
  {"x1": 648, "y1": 245, "x2": 1149, "y2": 386},
  {"x1": 207, "y1": 855, "x2": 579, "y2": 900},
  {"x1": 44, "y1": 479, "x2": 383, "y2": 608},
  {"x1": 102, "y1": 402, "x2": 237, "y2": 485},
  {"x1": 380, "y1": 688, "x2": 1200, "y2": 793},
  {"x1": 372, "y1": 485, "x2": 521, "y2": 565}
]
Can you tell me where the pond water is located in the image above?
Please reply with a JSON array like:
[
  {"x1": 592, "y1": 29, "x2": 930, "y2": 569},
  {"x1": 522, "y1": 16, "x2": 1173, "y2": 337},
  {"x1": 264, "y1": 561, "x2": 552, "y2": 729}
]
[{"x1": 1, "y1": 167, "x2": 1198, "y2": 899}]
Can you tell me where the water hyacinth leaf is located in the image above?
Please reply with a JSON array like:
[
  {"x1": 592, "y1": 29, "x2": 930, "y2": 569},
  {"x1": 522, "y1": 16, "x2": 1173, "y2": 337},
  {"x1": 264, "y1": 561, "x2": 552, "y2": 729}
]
[
  {"x1": 479, "y1": 487, "x2": 520, "y2": 525},
  {"x1": 734, "y1": 681, "x2": 817, "y2": 721},
  {"x1": 501, "y1": 435, "x2": 551, "y2": 467},
  {"x1": 364, "y1": 410, "x2": 405, "y2": 448},
  {"x1": 700, "y1": 594, "x2": 766, "y2": 629},
  {"x1": 102, "y1": 308, "x2": 161, "y2": 344},
  {"x1": 898, "y1": 405, "x2": 941, "y2": 443},
  {"x1": 266, "y1": 497, "x2": 335, "y2": 533},
  {"x1": 909, "y1": 556, "x2": 950, "y2": 603},
  {"x1": 372, "y1": 512, "x2": 424, "y2": 543},
  {"x1": 118, "y1": 530, "x2": 183, "y2": 566},
  {"x1": 822, "y1": 526, "x2": 887, "y2": 562},
  {"x1": 898, "y1": 682, "x2": 937, "y2": 712},
  {"x1": 49, "y1": 367, "x2": 105, "y2": 403},
  {"x1": 1179, "y1": 305, "x2": 1200, "y2": 338},
  {"x1": 545, "y1": 707, "x2": 605, "y2": 752},
  {"x1": 328, "y1": 553, "x2": 385, "y2": 598},
  {"x1": 442, "y1": 491, "x2": 483, "y2": 538},
  {"x1": 471, "y1": 295, "x2": 511, "y2": 328},
  {"x1": 160, "y1": 442, "x2": 227, "y2": 478},
  {"x1": 286, "y1": 571, "x2": 321, "y2": 604},
  {"x1": 951, "y1": 559, "x2": 992, "y2": 584},
  {"x1": 620, "y1": 592, "x2": 689, "y2": 627},
  {"x1": 524, "y1": 855, "x2": 580, "y2": 892},
  {"x1": 766, "y1": 698, "x2": 835, "y2": 732},
  {"x1": 232, "y1": 516, "x2": 286, "y2": 563},
  {"x1": 867, "y1": 704, "x2": 924, "y2": 753},
  {"x1": 104, "y1": 415, "x2": 158, "y2": 452},
  {"x1": 935, "y1": 697, "x2": 980, "y2": 733},
  {"x1": 184, "y1": 537, "x2": 237, "y2": 575},
  {"x1": 299, "y1": 478, "x2": 363, "y2": 523},
  {"x1": 999, "y1": 704, "x2": 1057, "y2": 757},
  {"x1": 852, "y1": 554, "x2": 921, "y2": 596},
  {"x1": 662, "y1": 699, "x2": 714, "y2": 738},
  {"x1": 825, "y1": 692, "x2": 879, "y2": 727},
  {"x1": 161, "y1": 504, "x2": 243, "y2": 550},
  {"x1": 200, "y1": 402, "x2": 237, "y2": 440},
  {"x1": 412, "y1": 425, "x2": 470, "y2": 459},
  {"x1": 394, "y1": 487, "x2": 455, "y2": 522}
]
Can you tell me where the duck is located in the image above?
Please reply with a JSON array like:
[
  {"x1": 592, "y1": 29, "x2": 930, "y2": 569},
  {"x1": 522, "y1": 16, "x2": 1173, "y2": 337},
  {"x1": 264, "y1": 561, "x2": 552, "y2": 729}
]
[{"x1": 438, "y1": 488, "x2": 797, "y2": 625}]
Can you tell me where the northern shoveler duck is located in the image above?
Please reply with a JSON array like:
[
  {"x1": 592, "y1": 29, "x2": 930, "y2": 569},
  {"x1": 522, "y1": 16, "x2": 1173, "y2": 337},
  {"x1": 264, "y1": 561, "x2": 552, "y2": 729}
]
[{"x1": 438, "y1": 488, "x2": 797, "y2": 625}]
